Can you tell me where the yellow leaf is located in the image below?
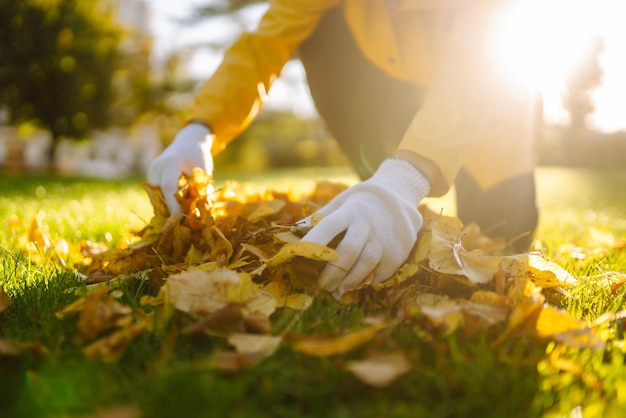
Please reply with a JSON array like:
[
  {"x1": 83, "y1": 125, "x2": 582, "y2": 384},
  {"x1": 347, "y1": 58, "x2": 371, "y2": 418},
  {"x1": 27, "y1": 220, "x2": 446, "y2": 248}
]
[
  {"x1": 273, "y1": 231, "x2": 302, "y2": 244},
  {"x1": 292, "y1": 323, "x2": 387, "y2": 357},
  {"x1": 174, "y1": 168, "x2": 215, "y2": 230},
  {"x1": 593, "y1": 272, "x2": 626, "y2": 293},
  {"x1": 27, "y1": 215, "x2": 51, "y2": 251},
  {"x1": 502, "y1": 277, "x2": 545, "y2": 336},
  {"x1": 244, "y1": 289, "x2": 278, "y2": 317},
  {"x1": 460, "y1": 299, "x2": 509, "y2": 328},
  {"x1": 262, "y1": 280, "x2": 311, "y2": 310},
  {"x1": 504, "y1": 252, "x2": 577, "y2": 288},
  {"x1": 414, "y1": 293, "x2": 464, "y2": 335},
  {"x1": 346, "y1": 352, "x2": 411, "y2": 388},
  {"x1": 141, "y1": 182, "x2": 170, "y2": 218},
  {"x1": 530, "y1": 306, "x2": 605, "y2": 349},
  {"x1": 227, "y1": 333, "x2": 282, "y2": 356},
  {"x1": 165, "y1": 269, "x2": 276, "y2": 318},
  {"x1": 200, "y1": 226, "x2": 233, "y2": 263},
  {"x1": 266, "y1": 242, "x2": 337, "y2": 267},
  {"x1": 247, "y1": 200, "x2": 286, "y2": 220},
  {"x1": 427, "y1": 217, "x2": 501, "y2": 283},
  {"x1": 283, "y1": 293, "x2": 314, "y2": 310},
  {"x1": 83, "y1": 321, "x2": 148, "y2": 362}
]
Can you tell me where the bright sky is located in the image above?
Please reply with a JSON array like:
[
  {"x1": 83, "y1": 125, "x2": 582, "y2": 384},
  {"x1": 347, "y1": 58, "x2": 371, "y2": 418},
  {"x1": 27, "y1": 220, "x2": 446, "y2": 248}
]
[{"x1": 146, "y1": 0, "x2": 626, "y2": 133}]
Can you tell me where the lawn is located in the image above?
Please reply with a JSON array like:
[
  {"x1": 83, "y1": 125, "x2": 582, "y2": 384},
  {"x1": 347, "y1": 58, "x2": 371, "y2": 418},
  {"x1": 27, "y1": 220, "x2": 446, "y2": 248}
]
[{"x1": 1, "y1": 166, "x2": 625, "y2": 418}]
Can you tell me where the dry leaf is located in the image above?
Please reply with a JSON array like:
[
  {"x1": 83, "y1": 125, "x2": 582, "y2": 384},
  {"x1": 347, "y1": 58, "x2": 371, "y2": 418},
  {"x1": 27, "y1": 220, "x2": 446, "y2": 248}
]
[
  {"x1": 0, "y1": 288, "x2": 11, "y2": 313},
  {"x1": 291, "y1": 323, "x2": 388, "y2": 357},
  {"x1": 414, "y1": 293, "x2": 465, "y2": 335},
  {"x1": 227, "y1": 333, "x2": 282, "y2": 356},
  {"x1": 347, "y1": 352, "x2": 411, "y2": 387},
  {"x1": 263, "y1": 281, "x2": 313, "y2": 310},
  {"x1": 520, "y1": 306, "x2": 605, "y2": 349},
  {"x1": 592, "y1": 272, "x2": 626, "y2": 293},
  {"x1": 77, "y1": 289, "x2": 133, "y2": 342},
  {"x1": 165, "y1": 269, "x2": 276, "y2": 318},
  {"x1": 210, "y1": 350, "x2": 266, "y2": 372},
  {"x1": 0, "y1": 339, "x2": 49, "y2": 357},
  {"x1": 27, "y1": 215, "x2": 52, "y2": 251},
  {"x1": 83, "y1": 321, "x2": 148, "y2": 362},
  {"x1": 266, "y1": 242, "x2": 337, "y2": 267},
  {"x1": 247, "y1": 200, "x2": 286, "y2": 220},
  {"x1": 427, "y1": 217, "x2": 502, "y2": 283},
  {"x1": 503, "y1": 252, "x2": 577, "y2": 288}
]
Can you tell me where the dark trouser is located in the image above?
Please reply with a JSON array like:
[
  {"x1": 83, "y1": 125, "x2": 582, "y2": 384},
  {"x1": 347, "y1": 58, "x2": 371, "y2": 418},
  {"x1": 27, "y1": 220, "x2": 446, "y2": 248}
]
[{"x1": 299, "y1": 7, "x2": 538, "y2": 248}]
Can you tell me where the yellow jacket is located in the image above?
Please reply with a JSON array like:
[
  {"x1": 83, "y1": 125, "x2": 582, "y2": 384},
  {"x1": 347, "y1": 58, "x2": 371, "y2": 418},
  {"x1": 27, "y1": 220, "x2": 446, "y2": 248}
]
[{"x1": 187, "y1": 0, "x2": 535, "y2": 196}]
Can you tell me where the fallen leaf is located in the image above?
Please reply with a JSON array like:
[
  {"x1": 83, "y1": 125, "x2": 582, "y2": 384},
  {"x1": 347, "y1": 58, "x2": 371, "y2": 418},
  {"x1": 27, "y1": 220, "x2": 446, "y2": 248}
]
[
  {"x1": 263, "y1": 281, "x2": 313, "y2": 310},
  {"x1": 210, "y1": 350, "x2": 267, "y2": 372},
  {"x1": 592, "y1": 272, "x2": 626, "y2": 293},
  {"x1": 227, "y1": 333, "x2": 282, "y2": 356},
  {"x1": 184, "y1": 305, "x2": 272, "y2": 336},
  {"x1": 504, "y1": 252, "x2": 577, "y2": 288},
  {"x1": 291, "y1": 323, "x2": 388, "y2": 357},
  {"x1": 427, "y1": 217, "x2": 502, "y2": 283},
  {"x1": 414, "y1": 293, "x2": 465, "y2": 335},
  {"x1": 0, "y1": 288, "x2": 10, "y2": 313},
  {"x1": 247, "y1": 199, "x2": 286, "y2": 220},
  {"x1": 77, "y1": 289, "x2": 134, "y2": 342},
  {"x1": 347, "y1": 352, "x2": 411, "y2": 387},
  {"x1": 165, "y1": 268, "x2": 276, "y2": 318},
  {"x1": 0, "y1": 339, "x2": 49, "y2": 357},
  {"x1": 83, "y1": 320, "x2": 148, "y2": 362},
  {"x1": 266, "y1": 242, "x2": 337, "y2": 267},
  {"x1": 27, "y1": 215, "x2": 51, "y2": 251}
]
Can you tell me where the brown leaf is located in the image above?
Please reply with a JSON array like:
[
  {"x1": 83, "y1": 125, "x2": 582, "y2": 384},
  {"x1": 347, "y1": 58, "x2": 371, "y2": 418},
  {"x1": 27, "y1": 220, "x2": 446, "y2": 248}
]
[
  {"x1": 78, "y1": 290, "x2": 133, "y2": 342},
  {"x1": 210, "y1": 350, "x2": 267, "y2": 372},
  {"x1": 83, "y1": 321, "x2": 148, "y2": 362},
  {"x1": 0, "y1": 288, "x2": 11, "y2": 314},
  {"x1": 183, "y1": 305, "x2": 272, "y2": 335},
  {"x1": 0, "y1": 339, "x2": 49, "y2": 357}
]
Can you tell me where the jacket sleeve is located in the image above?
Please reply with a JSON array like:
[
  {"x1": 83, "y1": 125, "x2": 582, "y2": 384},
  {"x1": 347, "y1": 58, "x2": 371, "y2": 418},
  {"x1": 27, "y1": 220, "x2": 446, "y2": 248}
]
[
  {"x1": 186, "y1": 0, "x2": 340, "y2": 155},
  {"x1": 395, "y1": 4, "x2": 533, "y2": 196}
]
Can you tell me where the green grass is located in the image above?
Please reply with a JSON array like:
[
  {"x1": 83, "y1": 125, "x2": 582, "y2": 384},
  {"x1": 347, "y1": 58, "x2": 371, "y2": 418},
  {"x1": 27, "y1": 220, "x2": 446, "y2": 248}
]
[{"x1": 1, "y1": 167, "x2": 626, "y2": 418}]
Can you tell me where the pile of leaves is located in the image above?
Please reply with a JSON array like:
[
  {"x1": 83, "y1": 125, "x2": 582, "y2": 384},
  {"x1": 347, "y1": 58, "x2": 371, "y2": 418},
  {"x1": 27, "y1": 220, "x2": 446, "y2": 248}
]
[{"x1": 8, "y1": 169, "x2": 626, "y2": 387}]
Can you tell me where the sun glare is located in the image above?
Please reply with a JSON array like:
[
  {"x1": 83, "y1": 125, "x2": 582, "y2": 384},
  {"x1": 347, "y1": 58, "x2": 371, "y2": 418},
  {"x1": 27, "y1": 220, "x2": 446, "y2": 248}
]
[
  {"x1": 492, "y1": 0, "x2": 626, "y2": 131},
  {"x1": 493, "y1": 0, "x2": 600, "y2": 91}
]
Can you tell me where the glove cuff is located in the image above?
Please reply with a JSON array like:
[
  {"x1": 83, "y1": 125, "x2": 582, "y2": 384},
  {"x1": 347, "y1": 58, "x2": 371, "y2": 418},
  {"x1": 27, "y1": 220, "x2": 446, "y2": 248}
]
[
  {"x1": 371, "y1": 158, "x2": 431, "y2": 207},
  {"x1": 177, "y1": 123, "x2": 212, "y2": 145}
]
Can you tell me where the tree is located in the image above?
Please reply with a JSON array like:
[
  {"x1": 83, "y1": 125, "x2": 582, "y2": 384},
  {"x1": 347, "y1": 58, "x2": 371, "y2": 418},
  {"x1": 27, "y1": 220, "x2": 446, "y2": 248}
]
[
  {"x1": 0, "y1": 0, "x2": 124, "y2": 141},
  {"x1": 562, "y1": 37, "x2": 604, "y2": 132}
]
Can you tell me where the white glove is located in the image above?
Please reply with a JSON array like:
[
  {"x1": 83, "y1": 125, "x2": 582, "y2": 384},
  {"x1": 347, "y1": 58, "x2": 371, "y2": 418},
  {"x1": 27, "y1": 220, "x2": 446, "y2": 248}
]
[
  {"x1": 301, "y1": 158, "x2": 431, "y2": 298},
  {"x1": 147, "y1": 123, "x2": 214, "y2": 216}
]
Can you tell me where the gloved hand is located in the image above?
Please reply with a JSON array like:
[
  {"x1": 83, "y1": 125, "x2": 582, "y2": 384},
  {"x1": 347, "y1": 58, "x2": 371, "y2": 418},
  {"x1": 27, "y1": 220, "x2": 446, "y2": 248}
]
[
  {"x1": 300, "y1": 158, "x2": 431, "y2": 298},
  {"x1": 147, "y1": 123, "x2": 214, "y2": 216}
]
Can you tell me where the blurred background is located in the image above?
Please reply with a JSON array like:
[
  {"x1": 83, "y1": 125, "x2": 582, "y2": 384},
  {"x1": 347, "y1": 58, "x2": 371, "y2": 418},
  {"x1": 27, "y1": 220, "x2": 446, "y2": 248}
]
[{"x1": 1, "y1": 0, "x2": 625, "y2": 179}]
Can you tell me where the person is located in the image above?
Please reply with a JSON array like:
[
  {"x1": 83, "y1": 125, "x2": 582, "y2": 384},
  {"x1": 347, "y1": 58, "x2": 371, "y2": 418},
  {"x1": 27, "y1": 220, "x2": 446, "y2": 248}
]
[{"x1": 148, "y1": 0, "x2": 538, "y2": 299}]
